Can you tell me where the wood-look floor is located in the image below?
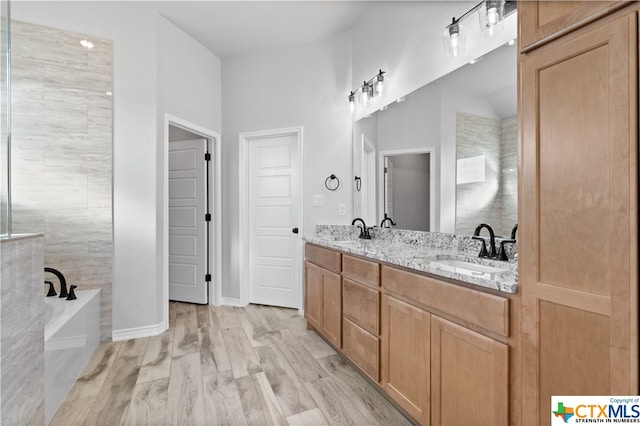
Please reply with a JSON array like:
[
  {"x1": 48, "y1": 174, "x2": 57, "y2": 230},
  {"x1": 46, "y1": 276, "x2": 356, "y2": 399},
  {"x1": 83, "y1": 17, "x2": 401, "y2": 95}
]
[{"x1": 51, "y1": 302, "x2": 412, "y2": 426}]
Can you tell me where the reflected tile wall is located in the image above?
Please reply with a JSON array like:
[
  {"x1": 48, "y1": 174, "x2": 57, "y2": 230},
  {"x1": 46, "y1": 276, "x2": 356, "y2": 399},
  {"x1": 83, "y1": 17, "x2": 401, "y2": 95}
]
[
  {"x1": 0, "y1": 234, "x2": 45, "y2": 425},
  {"x1": 11, "y1": 21, "x2": 113, "y2": 340}
]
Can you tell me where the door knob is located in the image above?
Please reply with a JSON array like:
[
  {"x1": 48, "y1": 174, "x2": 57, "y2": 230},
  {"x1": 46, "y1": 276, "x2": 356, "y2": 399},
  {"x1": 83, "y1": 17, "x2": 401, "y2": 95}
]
[{"x1": 292, "y1": 227, "x2": 299, "y2": 234}]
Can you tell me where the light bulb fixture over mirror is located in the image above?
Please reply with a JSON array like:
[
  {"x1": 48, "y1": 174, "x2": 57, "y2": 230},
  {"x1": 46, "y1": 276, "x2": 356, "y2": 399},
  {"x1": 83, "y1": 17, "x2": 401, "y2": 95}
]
[
  {"x1": 443, "y1": 0, "x2": 515, "y2": 57},
  {"x1": 347, "y1": 69, "x2": 386, "y2": 114}
]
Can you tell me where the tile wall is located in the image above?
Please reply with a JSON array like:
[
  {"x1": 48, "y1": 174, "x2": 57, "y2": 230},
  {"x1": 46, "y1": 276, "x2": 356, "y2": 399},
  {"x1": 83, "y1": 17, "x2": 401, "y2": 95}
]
[
  {"x1": 456, "y1": 112, "x2": 518, "y2": 237},
  {"x1": 10, "y1": 21, "x2": 113, "y2": 339},
  {"x1": 0, "y1": 234, "x2": 45, "y2": 425}
]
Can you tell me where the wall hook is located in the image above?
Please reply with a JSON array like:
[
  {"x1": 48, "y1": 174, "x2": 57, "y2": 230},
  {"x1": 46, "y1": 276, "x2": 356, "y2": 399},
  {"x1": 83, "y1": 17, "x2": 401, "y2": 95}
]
[{"x1": 354, "y1": 176, "x2": 362, "y2": 192}]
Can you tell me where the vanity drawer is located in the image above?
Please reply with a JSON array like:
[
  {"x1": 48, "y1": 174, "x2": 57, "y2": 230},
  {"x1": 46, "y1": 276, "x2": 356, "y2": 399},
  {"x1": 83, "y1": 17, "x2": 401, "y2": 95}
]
[
  {"x1": 381, "y1": 266, "x2": 509, "y2": 337},
  {"x1": 343, "y1": 254, "x2": 379, "y2": 287},
  {"x1": 305, "y1": 244, "x2": 341, "y2": 273},
  {"x1": 343, "y1": 278, "x2": 380, "y2": 334},
  {"x1": 342, "y1": 317, "x2": 380, "y2": 382}
]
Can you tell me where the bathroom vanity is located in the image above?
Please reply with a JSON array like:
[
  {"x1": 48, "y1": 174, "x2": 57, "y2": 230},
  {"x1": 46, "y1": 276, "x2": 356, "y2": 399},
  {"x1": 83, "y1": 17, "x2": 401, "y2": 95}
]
[{"x1": 304, "y1": 227, "x2": 517, "y2": 425}]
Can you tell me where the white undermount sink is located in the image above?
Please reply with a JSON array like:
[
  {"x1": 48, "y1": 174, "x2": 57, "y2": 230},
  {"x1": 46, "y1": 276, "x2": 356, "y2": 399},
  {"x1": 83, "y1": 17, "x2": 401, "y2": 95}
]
[{"x1": 429, "y1": 258, "x2": 507, "y2": 275}]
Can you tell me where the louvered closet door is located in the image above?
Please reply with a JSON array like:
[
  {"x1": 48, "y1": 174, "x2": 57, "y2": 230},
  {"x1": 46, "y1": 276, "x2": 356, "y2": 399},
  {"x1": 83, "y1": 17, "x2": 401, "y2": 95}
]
[{"x1": 519, "y1": 13, "x2": 638, "y2": 424}]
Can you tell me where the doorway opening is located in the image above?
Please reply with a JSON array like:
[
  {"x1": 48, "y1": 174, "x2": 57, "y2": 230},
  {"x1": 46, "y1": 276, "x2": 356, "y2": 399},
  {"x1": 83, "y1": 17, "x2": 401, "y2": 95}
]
[
  {"x1": 378, "y1": 148, "x2": 436, "y2": 232},
  {"x1": 163, "y1": 115, "x2": 222, "y2": 328},
  {"x1": 239, "y1": 127, "x2": 303, "y2": 311}
]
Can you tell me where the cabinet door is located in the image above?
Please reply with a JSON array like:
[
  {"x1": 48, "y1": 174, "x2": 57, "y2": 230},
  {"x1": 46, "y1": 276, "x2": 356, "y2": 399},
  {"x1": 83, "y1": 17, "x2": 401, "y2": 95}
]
[
  {"x1": 321, "y1": 269, "x2": 342, "y2": 348},
  {"x1": 342, "y1": 317, "x2": 380, "y2": 382},
  {"x1": 304, "y1": 262, "x2": 322, "y2": 329},
  {"x1": 431, "y1": 316, "x2": 508, "y2": 426},
  {"x1": 519, "y1": 1, "x2": 624, "y2": 51},
  {"x1": 520, "y1": 13, "x2": 638, "y2": 424},
  {"x1": 381, "y1": 295, "x2": 430, "y2": 425}
]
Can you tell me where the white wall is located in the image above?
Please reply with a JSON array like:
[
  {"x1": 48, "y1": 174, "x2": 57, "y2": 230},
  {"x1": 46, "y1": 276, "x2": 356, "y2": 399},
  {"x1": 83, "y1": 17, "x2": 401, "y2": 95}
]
[
  {"x1": 222, "y1": 31, "x2": 353, "y2": 300},
  {"x1": 13, "y1": 2, "x2": 222, "y2": 336},
  {"x1": 351, "y1": 2, "x2": 517, "y2": 120},
  {"x1": 155, "y1": 14, "x2": 222, "y2": 322}
]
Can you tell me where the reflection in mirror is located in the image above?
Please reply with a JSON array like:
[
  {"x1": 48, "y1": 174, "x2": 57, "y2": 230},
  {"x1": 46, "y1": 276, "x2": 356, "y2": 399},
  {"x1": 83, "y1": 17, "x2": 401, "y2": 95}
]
[{"x1": 352, "y1": 41, "x2": 517, "y2": 235}]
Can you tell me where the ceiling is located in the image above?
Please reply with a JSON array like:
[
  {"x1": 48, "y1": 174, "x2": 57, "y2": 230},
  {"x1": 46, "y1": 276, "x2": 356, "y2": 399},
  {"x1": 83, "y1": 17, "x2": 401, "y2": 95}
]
[{"x1": 136, "y1": 1, "x2": 370, "y2": 59}]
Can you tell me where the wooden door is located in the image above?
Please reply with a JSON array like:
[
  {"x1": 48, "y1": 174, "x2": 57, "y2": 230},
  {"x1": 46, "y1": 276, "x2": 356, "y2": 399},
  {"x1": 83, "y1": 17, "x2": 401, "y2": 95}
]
[
  {"x1": 519, "y1": 1, "x2": 625, "y2": 51},
  {"x1": 519, "y1": 13, "x2": 638, "y2": 424},
  {"x1": 321, "y1": 268, "x2": 342, "y2": 348},
  {"x1": 304, "y1": 262, "x2": 322, "y2": 329},
  {"x1": 430, "y1": 316, "x2": 508, "y2": 426},
  {"x1": 381, "y1": 295, "x2": 430, "y2": 424}
]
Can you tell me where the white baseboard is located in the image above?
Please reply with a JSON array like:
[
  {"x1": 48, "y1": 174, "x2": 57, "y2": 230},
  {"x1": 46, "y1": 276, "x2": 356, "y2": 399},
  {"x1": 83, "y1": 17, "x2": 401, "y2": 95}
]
[
  {"x1": 221, "y1": 297, "x2": 244, "y2": 307},
  {"x1": 112, "y1": 321, "x2": 167, "y2": 341}
]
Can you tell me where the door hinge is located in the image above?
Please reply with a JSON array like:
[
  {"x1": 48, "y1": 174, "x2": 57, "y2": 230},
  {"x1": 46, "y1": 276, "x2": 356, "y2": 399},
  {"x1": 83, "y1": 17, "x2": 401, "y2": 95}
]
[
  {"x1": 205, "y1": 153, "x2": 211, "y2": 161},
  {"x1": 205, "y1": 274, "x2": 211, "y2": 282},
  {"x1": 205, "y1": 213, "x2": 211, "y2": 222},
  {"x1": 384, "y1": 167, "x2": 388, "y2": 173}
]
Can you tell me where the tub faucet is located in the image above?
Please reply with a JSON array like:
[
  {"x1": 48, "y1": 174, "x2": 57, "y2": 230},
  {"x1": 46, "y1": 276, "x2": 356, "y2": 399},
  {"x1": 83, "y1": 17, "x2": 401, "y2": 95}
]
[
  {"x1": 44, "y1": 267, "x2": 68, "y2": 299},
  {"x1": 473, "y1": 223, "x2": 497, "y2": 258},
  {"x1": 351, "y1": 218, "x2": 372, "y2": 239},
  {"x1": 380, "y1": 214, "x2": 396, "y2": 228}
]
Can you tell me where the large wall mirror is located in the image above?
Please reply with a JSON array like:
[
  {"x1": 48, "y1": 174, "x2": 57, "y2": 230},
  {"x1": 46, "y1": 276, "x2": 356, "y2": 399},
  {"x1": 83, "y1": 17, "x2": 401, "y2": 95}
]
[{"x1": 352, "y1": 40, "x2": 517, "y2": 237}]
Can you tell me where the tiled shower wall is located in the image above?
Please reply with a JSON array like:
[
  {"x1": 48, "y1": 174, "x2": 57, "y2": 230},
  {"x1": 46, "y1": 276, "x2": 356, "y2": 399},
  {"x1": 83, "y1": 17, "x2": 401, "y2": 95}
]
[
  {"x1": 456, "y1": 112, "x2": 517, "y2": 238},
  {"x1": 11, "y1": 21, "x2": 113, "y2": 339}
]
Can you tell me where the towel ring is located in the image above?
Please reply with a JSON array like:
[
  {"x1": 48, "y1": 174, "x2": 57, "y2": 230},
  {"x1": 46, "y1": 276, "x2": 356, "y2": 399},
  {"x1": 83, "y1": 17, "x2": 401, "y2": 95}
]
[{"x1": 325, "y1": 174, "x2": 340, "y2": 191}]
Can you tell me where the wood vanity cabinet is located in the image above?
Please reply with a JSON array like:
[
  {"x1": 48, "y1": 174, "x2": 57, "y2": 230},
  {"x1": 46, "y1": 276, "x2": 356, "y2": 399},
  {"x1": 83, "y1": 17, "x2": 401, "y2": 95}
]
[
  {"x1": 304, "y1": 244, "x2": 342, "y2": 348},
  {"x1": 519, "y1": 2, "x2": 639, "y2": 424},
  {"x1": 381, "y1": 265, "x2": 509, "y2": 426}
]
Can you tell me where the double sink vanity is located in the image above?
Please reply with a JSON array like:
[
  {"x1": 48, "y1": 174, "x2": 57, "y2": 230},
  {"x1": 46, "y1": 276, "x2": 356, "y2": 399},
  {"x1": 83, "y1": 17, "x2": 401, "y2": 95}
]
[{"x1": 304, "y1": 225, "x2": 517, "y2": 425}]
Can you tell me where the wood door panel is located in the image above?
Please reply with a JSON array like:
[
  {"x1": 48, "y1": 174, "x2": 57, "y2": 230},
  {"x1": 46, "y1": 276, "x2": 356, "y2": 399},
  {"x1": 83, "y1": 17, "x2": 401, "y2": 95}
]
[
  {"x1": 519, "y1": 13, "x2": 638, "y2": 424},
  {"x1": 304, "y1": 262, "x2": 322, "y2": 329},
  {"x1": 538, "y1": 300, "x2": 611, "y2": 420},
  {"x1": 305, "y1": 244, "x2": 341, "y2": 273},
  {"x1": 342, "y1": 317, "x2": 380, "y2": 382},
  {"x1": 537, "y1": 43, "x2": 610, "y2": 295},
  {"x1": 322, "y1": 269, "x2": 342, "y2": 348},
  {"x1": 519, "y1": 1, "x2": 625, "y2": 51},
  {"x1": 342, "y1": 254, "x2": 379, "y2": 287},
  {"x1": 431, "y1": 316, "x2": 508, "y2": 426},
  {"x1": 343, "y1": 278, "x2": 380, "y2": 334},
  {"x1": 381, "y1": 295, "x2": 430, "y2": 424}
]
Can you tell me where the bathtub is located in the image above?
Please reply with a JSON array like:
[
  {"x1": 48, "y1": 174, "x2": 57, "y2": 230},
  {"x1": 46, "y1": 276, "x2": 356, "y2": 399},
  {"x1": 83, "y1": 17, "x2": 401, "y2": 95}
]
[{"x1": 44, "y1": 289, "x2": 100, "y2": 424}]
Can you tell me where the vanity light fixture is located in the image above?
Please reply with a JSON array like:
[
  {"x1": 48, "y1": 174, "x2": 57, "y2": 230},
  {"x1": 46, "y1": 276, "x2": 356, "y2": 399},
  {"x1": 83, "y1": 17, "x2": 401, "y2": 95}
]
[
  {"x1": 444, "y1": 0, "x2": 515, "y2": 57},
  {"x1": 346, "y1": 69, "x2": 386, "y2": 114},
  {"x1": 478, "y1": 0, "x2": 505, "y2": 36}
]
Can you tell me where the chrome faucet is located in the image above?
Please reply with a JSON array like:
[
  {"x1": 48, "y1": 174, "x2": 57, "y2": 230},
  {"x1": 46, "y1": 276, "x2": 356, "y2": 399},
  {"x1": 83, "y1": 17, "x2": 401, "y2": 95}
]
[
  {"x1": 351, "y1": 218, "x2": 372, "y2": 239},
  {"x1": 473, "y1": 223, "x2": 497, "y2": 258},
  {"x1": 380, "y1": 214, "x2": 396, "y2": 228},
  {"x1": 511, "y1": 223, "x2": 518, "y2": 240}
]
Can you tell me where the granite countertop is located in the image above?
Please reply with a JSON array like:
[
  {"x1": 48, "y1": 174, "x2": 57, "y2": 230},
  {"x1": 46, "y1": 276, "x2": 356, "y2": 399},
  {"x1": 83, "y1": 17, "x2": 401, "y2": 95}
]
[{"x1": 305, "y1": 230, "x2": 518, "y2": 294}]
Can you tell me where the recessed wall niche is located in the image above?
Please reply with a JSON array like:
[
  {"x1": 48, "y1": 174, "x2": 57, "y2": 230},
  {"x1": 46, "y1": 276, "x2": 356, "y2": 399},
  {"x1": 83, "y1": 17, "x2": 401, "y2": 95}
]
[{"x1": 11, "y1": 21, "x2": 113, "y2": 340}]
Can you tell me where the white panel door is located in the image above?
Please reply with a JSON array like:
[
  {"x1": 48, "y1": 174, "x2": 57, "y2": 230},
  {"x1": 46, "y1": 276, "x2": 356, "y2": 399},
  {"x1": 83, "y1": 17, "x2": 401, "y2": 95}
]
[
  {"x1": 249, "y1": 135, "x2": 299, "y2": 308},
  {"x1": 384, "y1": 156, "x2": 395, "y2": 220},
  {"x1": 169, "y1": 139, "x2": 208, "y2": 304}
]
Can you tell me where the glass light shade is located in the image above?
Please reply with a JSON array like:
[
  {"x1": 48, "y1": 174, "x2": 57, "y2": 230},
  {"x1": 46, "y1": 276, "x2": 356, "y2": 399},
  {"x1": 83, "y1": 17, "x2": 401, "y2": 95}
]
[
  {"x1": 478, "y1": 0, "x2": 505, "y2": 37},
  {"x1": 443, "y1": 21, "x2": 465, "y2": 58},
  {"x1": 348, "y1": 93, "x2": 356, "y2": 114},
  {"x1": 375, "y1": 74, "x2": 384, "y2": 96},
  {"x1": 361, "y1": 83, "x2": 371, "y2": 107}
]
